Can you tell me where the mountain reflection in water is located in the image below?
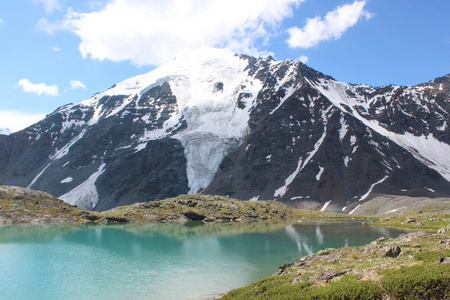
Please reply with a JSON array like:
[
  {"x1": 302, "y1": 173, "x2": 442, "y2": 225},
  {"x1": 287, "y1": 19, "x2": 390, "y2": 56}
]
[{"x1": 0, "y1": 221, "x2": 405, "y2": 300}]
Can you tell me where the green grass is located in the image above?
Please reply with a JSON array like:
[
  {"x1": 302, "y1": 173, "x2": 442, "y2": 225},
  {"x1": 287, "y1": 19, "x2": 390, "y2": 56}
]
[
  {"x1": 372, "y1": 211, "x2": 450, "y2": 230},
  {"x1": 224, "y1": 274, "x2": 383, "y2": 300},
  {"x1": 381, "y1": 264, "x2": 450, "y2": 299}
]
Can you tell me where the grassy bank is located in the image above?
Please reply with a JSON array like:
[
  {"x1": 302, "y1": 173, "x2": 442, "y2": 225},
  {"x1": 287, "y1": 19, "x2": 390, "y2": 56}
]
[{"x1": 223, "y1": 230, "x2": 450, "y2": 299}]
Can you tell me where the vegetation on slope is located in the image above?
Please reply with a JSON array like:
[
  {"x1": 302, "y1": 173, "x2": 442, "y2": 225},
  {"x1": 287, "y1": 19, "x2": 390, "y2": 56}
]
[
  {"x1": 371, "y1": 210, "x2": 450, "y2": 231},
  {"x1": 0, "y1": 186, "x2": 95, "y2": 224},
  {"x1": 101, "y1": 193, "x2": 294, "y2": 222},
  {"x1": 1, "y1": 186, "x2": 300, "y2": 224}
]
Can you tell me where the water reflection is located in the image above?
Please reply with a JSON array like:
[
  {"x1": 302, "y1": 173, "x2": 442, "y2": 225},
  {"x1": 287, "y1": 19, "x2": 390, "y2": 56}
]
[{"x1": 0, "y1": 221, "x2": 405, "y2": 300}]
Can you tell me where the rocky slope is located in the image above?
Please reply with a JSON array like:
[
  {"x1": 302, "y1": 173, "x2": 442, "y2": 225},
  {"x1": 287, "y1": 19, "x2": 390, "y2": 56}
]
[
  {"x1": 0, "y1": 46, "x2": 449, "y2": 212},
  {"x1": 0, "y1": 186, "x2": 89, "y2": 224}
]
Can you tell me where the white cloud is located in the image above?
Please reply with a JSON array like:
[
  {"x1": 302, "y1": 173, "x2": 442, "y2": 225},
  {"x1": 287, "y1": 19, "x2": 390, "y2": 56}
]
[
  {"x1": 299, "y1": 55, "x2": 309, "y2": 63},
  {"x1": 17, "y1": 79, "x2": 59, "y2": 97},
  {"x1": 287, "y1": 0, "x2": 371, "y2": 48},
  {"x1": 36, "y1": 18, "x2": 69, "y2": 34},
  {"x1": 52, "y1": 46, "x2": 61, "y2": 51},
  {"x1": 33, "y1": 0, "x2": 63, "y2": 14},
  {"x1": 0, "y1": 18, "x2": 3, "y2": 23},
  {"x1": 60, "y1": 0, "x2": 303, "y2": 66},
  {"x1": 71, "y1": 80, "x2": 86, "y2": 89},
  {"x1": 0, "y1": 111, "x2": 46, "y2": 133}
]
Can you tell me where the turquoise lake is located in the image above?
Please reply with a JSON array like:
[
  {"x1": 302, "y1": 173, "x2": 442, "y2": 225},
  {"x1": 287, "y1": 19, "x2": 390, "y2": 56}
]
[{"x1": 0, "y1": 221, "x2": 405, "y2": 300}]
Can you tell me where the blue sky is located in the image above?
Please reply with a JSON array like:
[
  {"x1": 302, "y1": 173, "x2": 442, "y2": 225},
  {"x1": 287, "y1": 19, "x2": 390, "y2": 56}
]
[{"x1": 1, "y1": 0, "x2": 449, "y2": 132}]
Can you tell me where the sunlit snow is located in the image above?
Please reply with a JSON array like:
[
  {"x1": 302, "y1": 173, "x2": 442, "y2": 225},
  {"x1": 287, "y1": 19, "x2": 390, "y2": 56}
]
[
  {"x1": 320, "y1": 200, "x2": 332, "y2": 211},
  {"x1": 59, "y1": 163, "x2": 106, "y2": 210},
  {"x1": 60, "y1": 177, "x2": 73, "y2": 184}
]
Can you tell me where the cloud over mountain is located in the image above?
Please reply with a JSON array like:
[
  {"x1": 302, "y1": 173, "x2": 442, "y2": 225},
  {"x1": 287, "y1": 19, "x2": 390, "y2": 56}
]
[
  {"x1": 62, "y1": 0, "x2": 303, "y2": 65},
  {"x1": 287, "y1": 0, "x2": 371, "y2": 48},
  {"x1": 17, "y1": 78, "x2": 59, "y2": 97}
]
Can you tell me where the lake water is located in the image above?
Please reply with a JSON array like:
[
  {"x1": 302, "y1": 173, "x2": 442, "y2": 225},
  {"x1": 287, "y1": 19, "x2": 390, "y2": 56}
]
[{"x1": 0, "y1": 221, "x2": 405, "y2": 300}]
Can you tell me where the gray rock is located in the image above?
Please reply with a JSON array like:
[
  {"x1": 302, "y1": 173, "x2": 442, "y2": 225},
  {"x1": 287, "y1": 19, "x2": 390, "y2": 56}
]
[
  {"x1": 406, "y1": 217, "x2": 417, "y2": 223},
  {"x1": 184, "y1": 210, "x2": 206, "y2": 221},
  {"x1": 434, "y1": 257, "x2": 450, "y2": 264},
  {"x1": 437, "y1": 224, "x2": 450, "y2": 234},
  {"x1": 378, "y1": 243, "x2": 401, "y2": 258}
]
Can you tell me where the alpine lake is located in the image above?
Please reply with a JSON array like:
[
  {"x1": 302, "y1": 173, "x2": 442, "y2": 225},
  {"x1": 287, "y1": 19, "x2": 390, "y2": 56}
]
[{"x1": 0, "y1": 220, "x2": 406, "y2": 300}]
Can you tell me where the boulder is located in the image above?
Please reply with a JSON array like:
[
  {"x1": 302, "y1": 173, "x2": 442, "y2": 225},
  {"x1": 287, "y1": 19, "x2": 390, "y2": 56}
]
[
  {"x1": 378, "y1": 243, "x2": 401, "y2": 258},
  {"x1": 437, "y1": 224, "x2": 450, "y2": 234},
  {"x1": 434, "y1": 257, "x2": 450, "y2": 264}
]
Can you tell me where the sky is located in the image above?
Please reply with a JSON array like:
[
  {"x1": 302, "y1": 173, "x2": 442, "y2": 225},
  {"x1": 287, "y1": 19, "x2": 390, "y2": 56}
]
[{"x1": 0, "y1": 0, "x2": 449, "y2": 132}]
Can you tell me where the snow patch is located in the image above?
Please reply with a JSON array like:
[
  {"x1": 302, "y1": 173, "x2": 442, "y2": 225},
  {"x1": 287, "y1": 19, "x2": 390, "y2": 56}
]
[
  {"x1": 27, "y1": 162, "x2": 52, "y2": 188},
  {"x1": 358, "y1": 176, "x2": 389, "y2": 202},
  {"x1": 348, "y1": 204, "x2": 360, "y2": 215},
  {"x1": 316, "y1": 166, "x2": 324, "y2": 181},
  {"x1": 343, "y1": 156, "x2": 350, "y2": 167},
  {"x1": 320, "y1": 200, "x2": 332, "y2": 211},
  {"x1": 59, "y1": 163, "x2": 106, "y2": 210},
  {"x1": 385, "y1": 207, "x2": 405, "y2": 214},
  {"x1": 60, "y1": 177, "x2": 73, "y2": 184},
  {"x1": 339, "y1": 116, "x2": 348, "y2": 141},
  {"x1": 437, "y1": 121, "x2": 447, "y2": 131},
  {"x1": 424, "y1": 187, "x2": 435, "y2": 193}
]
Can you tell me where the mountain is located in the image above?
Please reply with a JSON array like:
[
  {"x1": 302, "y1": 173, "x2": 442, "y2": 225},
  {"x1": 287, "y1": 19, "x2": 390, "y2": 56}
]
[
  {"x1": 0, "y1": 128, "x2": 11, "y2": 135},
  {"x1": 0, "y1": 46, "x2": 449, "y2": 212}
]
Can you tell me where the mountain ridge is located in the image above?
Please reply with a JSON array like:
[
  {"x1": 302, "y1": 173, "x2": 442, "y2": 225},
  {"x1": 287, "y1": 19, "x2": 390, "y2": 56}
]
[{"x1": 0, "y1": 46, "x2": 448, "y2": 212}]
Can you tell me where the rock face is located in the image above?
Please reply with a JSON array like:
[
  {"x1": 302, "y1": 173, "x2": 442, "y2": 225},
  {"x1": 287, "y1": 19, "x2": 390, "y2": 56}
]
[{"x1": 0, "y1": 46, "x2": 449, "y2": 211}]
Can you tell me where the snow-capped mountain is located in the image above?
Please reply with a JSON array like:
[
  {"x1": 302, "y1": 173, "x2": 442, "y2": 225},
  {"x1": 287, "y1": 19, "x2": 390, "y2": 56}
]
[
  {"x1": 0, "y1": 128, "x2": 11, "y2": 135},
  {"x1": 0, "y1": 46, "x2": 449, "y2": 212}
]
